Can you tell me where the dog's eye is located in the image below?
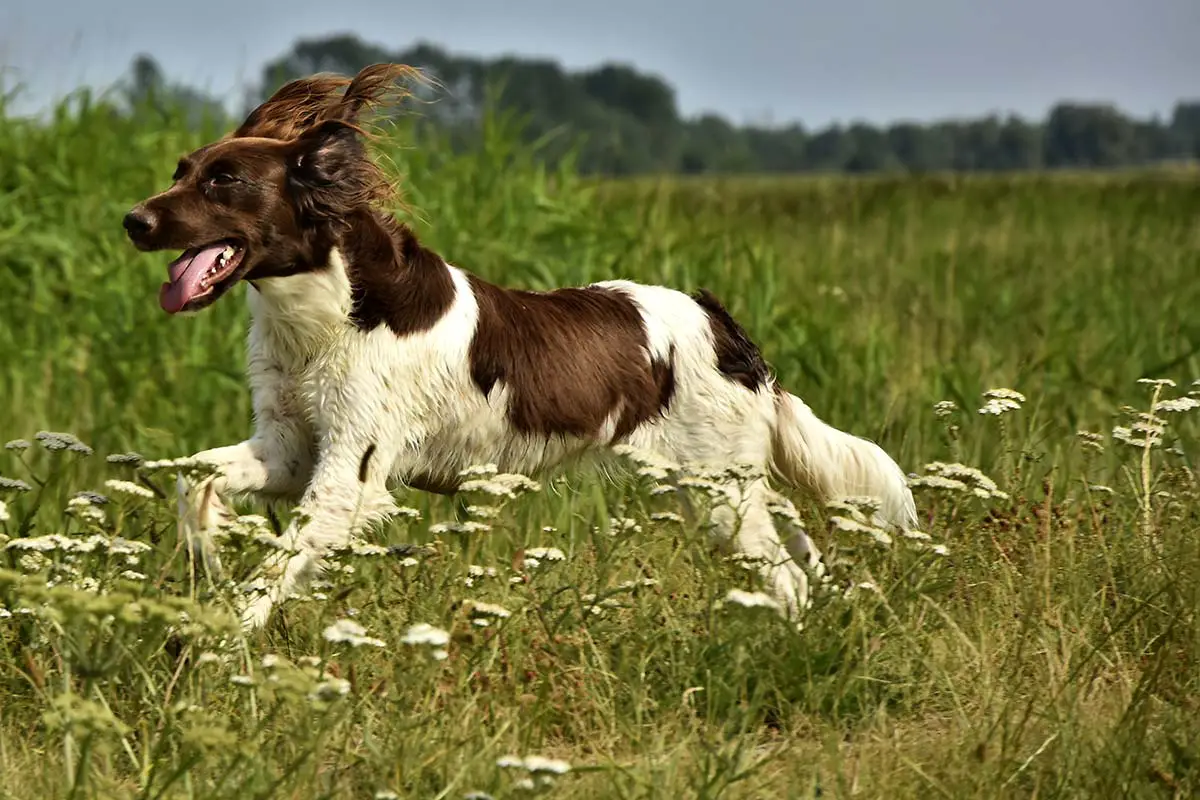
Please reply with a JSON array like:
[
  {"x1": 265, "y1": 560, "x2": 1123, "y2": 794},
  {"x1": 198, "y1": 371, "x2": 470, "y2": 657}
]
[{"x1": 208, "y1": 173, "x2": 238, "y2": 187}]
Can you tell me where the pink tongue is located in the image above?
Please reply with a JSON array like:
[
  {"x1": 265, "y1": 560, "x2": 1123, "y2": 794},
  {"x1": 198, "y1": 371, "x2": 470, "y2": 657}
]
[{"x1": 160, "y1": 245, "x2": 225, "y2": 313}]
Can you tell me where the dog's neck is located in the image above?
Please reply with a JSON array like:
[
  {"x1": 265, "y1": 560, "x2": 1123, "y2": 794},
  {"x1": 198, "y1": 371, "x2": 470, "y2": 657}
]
[
  {"x1": 245, "y1": 210, "x2": 458, "y2": 360},
  {"x1": 247, "y1": 247, "x2": 355, "y2": 359}
]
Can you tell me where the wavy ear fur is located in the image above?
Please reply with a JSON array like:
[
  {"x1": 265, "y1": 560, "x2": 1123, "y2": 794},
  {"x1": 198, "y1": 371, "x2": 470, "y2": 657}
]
[
  {"x1": 287, "y1": 119, "x2": 383, "y2": 224},
  {"x1": 236, "y1": 63, "x2": 426, "y2": 140},
  {"x1": 248, "y1": 64, "x2": 427, "y2": 222}
]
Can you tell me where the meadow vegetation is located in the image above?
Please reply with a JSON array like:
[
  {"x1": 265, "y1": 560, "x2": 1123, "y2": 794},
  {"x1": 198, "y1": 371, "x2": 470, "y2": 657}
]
[{"x1": 0, "y1": 92, "x2": 1199, "y2": 798}]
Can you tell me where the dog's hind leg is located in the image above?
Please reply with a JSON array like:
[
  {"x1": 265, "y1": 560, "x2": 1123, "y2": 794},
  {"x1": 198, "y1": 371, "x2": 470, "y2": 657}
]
[{"x1": 707, "y1": 476, "x2": 813, "y2": 618}]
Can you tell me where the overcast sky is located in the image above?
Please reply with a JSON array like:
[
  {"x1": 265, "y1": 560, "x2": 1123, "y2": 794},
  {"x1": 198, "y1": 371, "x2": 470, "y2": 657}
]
[{"x1": 2, "y1": 0, "x2": 1196, "y2": 127}]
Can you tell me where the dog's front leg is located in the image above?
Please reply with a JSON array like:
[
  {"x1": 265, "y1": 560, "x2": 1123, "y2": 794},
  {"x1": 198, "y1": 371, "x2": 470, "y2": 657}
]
[
  {"x1": 238, "y1": 426, "x2": 399, "y2": 631},
  {"x1": 179, "y1": 432, "x2": 313, "y2": 581}
]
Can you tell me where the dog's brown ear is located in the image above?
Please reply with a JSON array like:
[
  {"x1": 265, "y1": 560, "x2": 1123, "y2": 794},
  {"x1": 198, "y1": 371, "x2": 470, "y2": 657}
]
[
  {"x1": 235, "y1": 75, "x2": 351, "y2": 140},
  {"x1": 288, "y1": 119, "x2": 386, "y2": 223},
  {"x1": 326, "y1": 63, "x2": 427, "y2": 126}
]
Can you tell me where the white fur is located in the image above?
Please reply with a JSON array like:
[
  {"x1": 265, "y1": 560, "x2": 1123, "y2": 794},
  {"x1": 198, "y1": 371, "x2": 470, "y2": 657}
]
[{"x1": 181, "y1": 250, "x2": 917, "y2": 629}]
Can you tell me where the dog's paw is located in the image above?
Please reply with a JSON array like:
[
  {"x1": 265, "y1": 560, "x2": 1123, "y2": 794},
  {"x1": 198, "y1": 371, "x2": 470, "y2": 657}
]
[{"x1": 177, "y1": 473, "x2": 230, "y2": 580}]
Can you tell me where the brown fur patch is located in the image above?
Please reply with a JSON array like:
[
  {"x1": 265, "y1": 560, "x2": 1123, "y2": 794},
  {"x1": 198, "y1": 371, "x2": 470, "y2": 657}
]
[
  {"x1": 340, "y1": 211, "x2": 457, "y2": 337},
  {"x1": 692, "y1": 289, "x2": 770, "y2": 391},
  {"x1": 467, "y1": 278, "x2": 676, "y2": 439}
]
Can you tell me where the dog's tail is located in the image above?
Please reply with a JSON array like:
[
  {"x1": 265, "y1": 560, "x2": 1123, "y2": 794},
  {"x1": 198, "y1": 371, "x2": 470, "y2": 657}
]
[{"x1": 770, "y1": 388, "x2": 918, "y2": 530}]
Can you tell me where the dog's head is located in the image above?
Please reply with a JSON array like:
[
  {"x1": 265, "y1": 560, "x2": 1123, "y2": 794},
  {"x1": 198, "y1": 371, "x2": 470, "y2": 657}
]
[{"x1": 123, "y1": 64, "x2": 418, "y2": 314}]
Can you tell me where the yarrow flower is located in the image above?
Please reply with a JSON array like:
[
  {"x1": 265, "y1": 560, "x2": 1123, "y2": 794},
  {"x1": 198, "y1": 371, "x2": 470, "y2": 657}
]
[
  {"x1": 400, "y1": 623, "x2": 450, "y2": 660},
  {"x1": 523, "y1": 547, "x2": 565, "y2": 570},
  {"x1": 722, "y1": 589, "x2": 781, "y2": 611},
  {"x1": 457, "y1": 468, "x2": 541, "y2": 499},
  {"x1": 497, "y1": 754, "x2": 571, "y2": 775},
  {"x1": 829, "y1": 514, "x2": 893, "y2": 546},
  {"x1": 35, "y1": 431, "x2": 93, "y2": 455},
  {"x1": 322, "y1": 618, "x2": 386, "y2": 648},
  {"x1": 1076, "y1": 430, "x2": 1105, "y2": 453},
  {"x1": 933, "y1": 400, "x2": 957, "y2": 419},
  {"x1": 309, "y1": 677, "x2": 351, "y2": 703},
  {"x1": 0, "y1": 501, "x2": 8, "y2": 524},
  {"x1": 466, "y1": 600, "x2": 511, "y2": 622},
  {"x1": 0, "y1": 477, "x2": 32, "y2": 493},
  {"x1": 4, "y1": 439, "x2": 31, "y2": 451},
  {"x1": 430, "y1": 520, "x2": 492, "y2": 535},
  {"x1": 1153, "y1": 397, "x2": 1200, "y2": 414},
  {"x1": 978, "y1": 388, "x2": 1025, "y2": 416},
  {"x1": 910, "y1": 461, "x2": 1009, "y2": 500},
  {"x1": 104, "y1": 479, "x2": 155, "y2": 499}
]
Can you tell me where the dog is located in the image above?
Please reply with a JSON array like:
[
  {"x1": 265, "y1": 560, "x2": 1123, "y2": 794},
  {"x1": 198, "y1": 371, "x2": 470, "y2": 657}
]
[{"x1": 122, "y1": 64, "x2": 918, "y2": 630}]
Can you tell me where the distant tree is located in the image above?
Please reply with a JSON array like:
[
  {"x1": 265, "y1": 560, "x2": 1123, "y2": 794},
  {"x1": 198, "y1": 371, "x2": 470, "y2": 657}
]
[
  {"x1": 122, "y1": 54, "x2": 227, "y2": 128},
  {"x1": 114, "y1": 35, "x2": 1196, "y2": 176},
  {"x1": 803, "y1": 125, "x2": 853, "y2": 171},
  {"x1": 744, "y1": 124, "x2": 809, "y2": 172},
  {"x1": 1170, "y1": 101, "x2": 1200, "y2": 158},
  {"x1": 1044, "y1": 103, "x2": 1139, "y2": 168},
  {"x1": 844, "y1": 122, "x2": 898, "y2": 172}
]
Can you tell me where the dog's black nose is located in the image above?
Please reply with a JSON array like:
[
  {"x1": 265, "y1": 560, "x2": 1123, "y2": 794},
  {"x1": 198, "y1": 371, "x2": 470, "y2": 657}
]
[{"x1": 123, "y1": 207, "x2": 156, "y2": 239}]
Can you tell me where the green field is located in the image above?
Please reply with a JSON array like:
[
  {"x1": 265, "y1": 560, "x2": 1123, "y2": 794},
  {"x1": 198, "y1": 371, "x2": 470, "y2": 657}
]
[{"x1": 1, "y1": 96, "x2": 1199, "y2": 798}]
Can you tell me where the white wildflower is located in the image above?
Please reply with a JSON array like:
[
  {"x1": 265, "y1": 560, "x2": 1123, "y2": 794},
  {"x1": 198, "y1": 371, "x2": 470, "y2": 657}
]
[
  {"x1": 984, "y1": 387, "x2": 1026, "y2": 402},
  {"x1": 465, "y1": 505, "x2": 501, "y2": 519},
  {"x1": 605, "y1": 516, "x2": 643, "y2": 536},
  {"x1": 497, "y1": 755, "x2": 571, "y2": 775},
  {"x1": 0, "y1": 476, "x2": 33, "y2": 493},
  {"x1": 979, "y1": 398, "x2": 1021, "y2": 416},
  {"x1": 723, "y1": 589, "x2": 781, "y2": 611},
  {"x1": 400, "y1": 623, "x2": 451, "y2": 647},
  {"x1": 430, "y1": 521, "x2": 492, "y2": 535},
  {"x1": 0, "y1": 500, "x2": 7, "y2": 523},
  {"x1": 103, "y1": 479, "x2": 154, "y2": 499},
  {"x1": 617, "y1": 578, "x2": 659, "y2": 590},
  {"x1": 933, "y1": 400, "x2": 957, "y2": 419},
  {"x1": 466, "y1": 600, "x2": 511, "y2": 620},
  {"x1": 399, "y1": 556, "x2": 420, "y2": 568},
  {"x1": 322, "y1": 618, "x2": 386, "y2": 648},
  {"x1": 309, "y1": 677, "x2": 351, "y2": 702},
  {"x1": 1154, "y1": 397, "x2": 1200, "y2": 413},
  {"x1": 35, "y1": 431, "x2": 93, "y2": 455},
  {"x1": 829, "y1": 515, "x2": 893, "y2": 546},
  {"x1": 119, "y1": 570, "x2": 147, "y2": 581},
  {"x1": 196, "y1": 652, "x2": 221, "y2": 666},
  {"x1": 725, "y1": 552, "x2": 768, "y2": 571},
  {"x1": 374, "y1": 791, "x2": 399, "y2": 800},
  {"x1": 524, "y1": 547, "x2": 565, "y2": 563},
  {"x1": 109, "y1": 538, "x2": 152, "y2": 555},
  {"x1": 458, "y1": 472, "x2": 541, "y2": 498},
  {"x1": 650, "y1": 511, "x2": 684, "y2": 524},
  {"x1": 1137, "y1": 378, "x2": 1176, "y2": 389},
  {"x1": 230, "y1": 675, "x2": 254, "y2": 687}
]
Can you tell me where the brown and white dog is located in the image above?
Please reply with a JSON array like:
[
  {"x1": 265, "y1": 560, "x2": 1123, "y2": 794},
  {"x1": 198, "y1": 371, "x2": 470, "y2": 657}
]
[{"x1": 122, "y1": 64, "x2": 917, "y2": 630}]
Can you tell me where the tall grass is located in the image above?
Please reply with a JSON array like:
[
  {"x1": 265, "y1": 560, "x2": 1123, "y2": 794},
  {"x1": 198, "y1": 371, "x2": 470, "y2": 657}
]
[{"x1": 0, "y1": 91, "x2": 1198, "y2": 798}]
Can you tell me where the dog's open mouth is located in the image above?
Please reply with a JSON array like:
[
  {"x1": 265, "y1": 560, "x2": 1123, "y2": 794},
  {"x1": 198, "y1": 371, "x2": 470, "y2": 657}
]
[{"x1": 160, "y1": 241, "x2": 246, "y2": 313}]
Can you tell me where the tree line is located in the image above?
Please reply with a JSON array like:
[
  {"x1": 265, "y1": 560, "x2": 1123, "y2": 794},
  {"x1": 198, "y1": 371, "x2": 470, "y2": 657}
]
[{"x1": 121, "y1": 34, "x2": 1200, "y2": 176}]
